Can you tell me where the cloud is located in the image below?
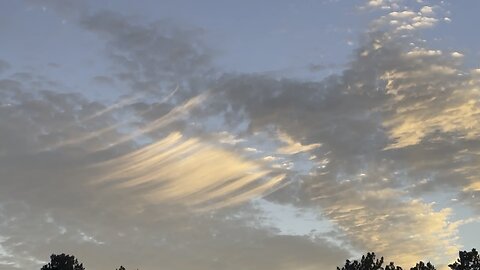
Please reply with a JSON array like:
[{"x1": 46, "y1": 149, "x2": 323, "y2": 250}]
[
  {"x1": 93, "y1": 132, "x2": 286, "y2": 211},
  {"x1": 277, "y1": 131, "x2": 322, "y2": 155},
  {"x1": 79, "y1": 10, "x2": 214, "y2": 98},
  {"x1": 451, "y1": 52, "x2": 464, "y2": 58},
  {"x1": 368, "y1": 0, "x2": 384, "y2": 7},
  {"x1": 370, "y1": 3, "x2": 443, "y2": 33},
  {"x1": 0, "y1": 60, "x2": 10, "y2": 74},
  {"x1": 420, "y1": 6, "x2": 434, "y2": 16},
  {"x1": 178, "y1": 5, "x2": 479, "y2": 267},
  {"x1": 0, "y1": 65, "x2": 319, "y2": 269},
  {"x1": 310, "y1": 174, "x2": 460, "y2": 267},
  {"x1": 2, "y1": 1, "x2": 480, "y2": 269},
  {"x1": 0, "y1": 198, "x2": 351, "y2": 270}
]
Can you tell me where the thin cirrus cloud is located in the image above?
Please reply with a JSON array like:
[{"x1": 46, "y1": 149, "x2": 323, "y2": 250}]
[
  {"x1": 91, "y1": 132, "x2": 286, "y2": 211},
  {"x1": 1, "y1": 0, "x2": 479, "y2": 270}
]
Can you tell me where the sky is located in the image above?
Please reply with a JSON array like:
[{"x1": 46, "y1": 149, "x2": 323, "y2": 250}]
[{"x1": 0, "y1": 0, "x2": 480, "y2": 269}]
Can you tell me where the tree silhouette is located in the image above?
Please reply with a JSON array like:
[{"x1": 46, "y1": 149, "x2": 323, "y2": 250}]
[
  {"x1": 40, "y1": 253, "x2": 85, "y2": 270},
  {"x1": 449, "y1": 249, "x2": 480, "y2": 270},
  {"x1": 336, "y1": 254, "x2": 441, "y2": 270},
  {"x1": 116, "y1": 266, "x2": 139, "y2": 270},
  {"x1": 38, "y1": 248, "x2": 479, "y2": 270},
  {"x1": 410, "y1": 261, "x2": 436, "y2": 270},
  {"x1": 385, "y1": 261, "x2": 403, "y2": 270},
  {"x1": 337, "y1": 252, "x2": 384, "y2": 270}
]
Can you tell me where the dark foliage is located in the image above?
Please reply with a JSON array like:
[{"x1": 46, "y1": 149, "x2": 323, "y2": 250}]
[
  {"x1": 40, "y1": 253, "x2": 85, "y2": 270},
  {"x1": 385, "y1": 262, "x2": 403, "y2": 270},
  {"x1": 337, "y1": 253, "x2": 438, "y2": 270},
  {"x1": 337, "y1": 252, "x2": 384, "y2": 270},
  {"x1": 410, "y1": 261, "x2": 436, "y2": 270},
  {"x1": 449, "y1": 249, "x2": 480, "y2": 270},
  {"x1": 39, "y1": 248, "x2": 479, "y2": 270}
]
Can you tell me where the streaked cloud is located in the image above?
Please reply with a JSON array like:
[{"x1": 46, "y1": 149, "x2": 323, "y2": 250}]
[{"x1": 277, "y1": 131, "x2": 322, "y2": 155}]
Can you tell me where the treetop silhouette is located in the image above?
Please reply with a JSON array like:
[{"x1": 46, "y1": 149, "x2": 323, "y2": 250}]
[
  {"x1": 337, "y1": 252, "x2": 384, "y2": 270},
  {"x1": 40, "y1": 248, "x2": 480, "y2": 270},
  {"x1": 410, "y1": 261, "x2": 436, "y2": 270},
  {"x1": 385, "y1": 262, "x2": 403, "y2": 270},
  {"x1": 448, "y1": 249, "x2": 480, "y2": 270},
  {"x1": 337, "y1": 252, "x2": 437, "y2": 270},
  {"x1": 40, "y1": 253, "x2": 85, "y2": 270}
]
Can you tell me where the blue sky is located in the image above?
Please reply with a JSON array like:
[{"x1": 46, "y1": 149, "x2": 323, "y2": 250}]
[{"x1": 1, "y1": 1, "x2": 480, "y2": 270}]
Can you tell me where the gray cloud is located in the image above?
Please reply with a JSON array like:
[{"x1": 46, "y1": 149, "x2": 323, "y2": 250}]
[
  {"x1": 0, "y1": 69, "x2": 351, "y2": 269},
  {"x1": 0, "y1": 199, "x2": 350, "y2": 270},
  {"x1": 0, "y1": 59, "x2": 10, "y2": 74},
  {"x1": 175, "y1": 5, "x2": 479, "y2": 267},
  {"x1": 79, "y1": 10, "x2": 215, "y2": 99},
  {"x1": 2, "y1": 1, "x2": 479, "y2": 269}
]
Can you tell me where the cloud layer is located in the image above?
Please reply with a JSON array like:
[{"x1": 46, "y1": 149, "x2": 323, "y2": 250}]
[{"x1": 1, "y1": 1, "x2": 479, "y2": 269}]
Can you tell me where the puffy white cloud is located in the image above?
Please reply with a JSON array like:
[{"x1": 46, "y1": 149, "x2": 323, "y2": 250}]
[
  {"x1": 389, "y1": 11, "x2": 417, "y2": 18},
  {"x1": 420, "y1": 6, "x2": 434, "y2": 15},
  {"x1": 451, "y1": 52, "x2": 464, "y2": 58},
  {"x1": 368, "y1": 0, "x2": 384, "y2": 7}
]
